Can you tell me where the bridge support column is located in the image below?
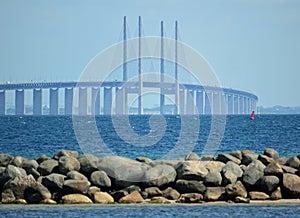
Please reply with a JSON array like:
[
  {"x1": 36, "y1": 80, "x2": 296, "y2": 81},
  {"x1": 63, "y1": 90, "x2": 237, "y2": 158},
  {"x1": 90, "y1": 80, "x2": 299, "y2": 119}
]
[
  {"x1": 65, "y1": 88, "x2": 73, "y2": 115},
  {"x1": 234, "y1": 95, "x2": 239, "y2": 114},
  {"x1": 115, "y1": 87, "x2": 124, "y2": 115},
  {"x1": 79, "y1": 88, "x2": 87, "y2": 115},
  {"x1": 33, "y1": 89, "x2": 42, "y2": 115},
  {"x1": 221, "y1": 94, "x2": 227, "y2": 114},
  {"x1": 15, "y1": 90, "x2": 24, "y2": 115},
  {"x1": 213, "y1": 92, "x2": 221, "y2": 114},
  {"x1": 50, "y1": 88, "x2": 59, "y2": 115},
  {"x1": 204, "y1": 91, "x2": 212, "y2": 115},
  {"x1": 228, "y1": 94, "x2": 233, "y2": 114},
  {"x1": 179, "y1": 89, "x2": 185, "y2": 115},
  {"x1": 186, "y1": 90, "x2": 195, "y2": 115},
  {"x1": 0, "y1": 91, "x2": 5, "y2": 115},
  {"x1": 91, "y1": 87, "x2": 100, "y2": 115},
  {"x1": 196, "y1": 91, "x2": 203, "y2": 115},
  {"x1": 104, "y1": 87, "x2": 112, "y2": 115},
  {"x1": 239, "y1": 96, "x2": 244, "y2": 114}
]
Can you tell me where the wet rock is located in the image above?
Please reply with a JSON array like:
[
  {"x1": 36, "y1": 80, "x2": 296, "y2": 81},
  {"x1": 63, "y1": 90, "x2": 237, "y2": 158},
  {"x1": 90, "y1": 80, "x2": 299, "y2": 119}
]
[
  {"x1": 221, "y1": 161, "x2": 243, "y2": 185},
  {"x1": 58, "y1": 156, "x2": 80, "y2": 175},
  {"x1": 264, "y1": 162, "x2": 284, "y2": 177},
  {"x1": 78, "y1": 154, "x2": 99, "y2": 174},
  {"x1": 230, "y1": 150, "x2": 242, "y2": 160},
  {"x1": 216, "y1": 154, "x2": 241, "y2": 165},
  {"x1": 136, "y1": 156, "x2": 152, "y2": 164},
  {"x1": 204, "y1": 187, "x2": 226, "y2": 201},
  {"x1": 24, "y1": 183, "x2": 51, "y2": 203},
  {"x1": 0, "y1": 154, "x2": 13, "y2": 167},
  {"x1": 63, "y1": 179, "x2": 90, "y2": 194},
  {"x1": 144, "y1": 187, "x2": 162, "y2": 198},
  {"x1": 282, "y1": 173, "x2": 300, "y2": 198},
  {"x1": 184, "y1": 152, "x2": 200, "y2": 161},
  {"x1": 38, "y1": 159, "x2": 59, "y2": 176},
  {"x1": 178, "y1": 193, "x2": 203, "y2": 203},
  {"x1": 42, "y1": 173, "x2": 65, "y2": 191},
  {"x1": 174, "y1": 179, "x2": 206, "y2": 194},
  {"x1": 264, "y1": 148, "x2": 279, "y2": 160},
  {"x1": 98, "y1": 156, "x2": 150, "y2": 188},
  {"x1": 67, "y1": 171, "x2": 88, "y2": 181},
  {"x1": 249, "y1": 191, "x2": 270, "y2": 200},
  {"x1": 176, "y1": 161, "x2": 208, "y2": 180},
  {"x1": 61, "y1": 194, "x2": 93, "y2": 204},
  {"x1": 203, "y1": 171, "x2": 222, "y2": 186},
  {"x1": 259, "y1": 176, "x2": 280, "y2": 193},
  {"x1": 3, "y1": 175, "x2": 36, "y2": 199},
  {"x1": 162, "y1": 187, "x2": 180, "y2": 200},
  {"x1": 143, "y1": 164, "x2": 176, "y2": 187},
  {"x1": 93, "y1": 191, "x2": 114, "y2": 204},
  {"x1": 151, "y1": 196, "x2": 171, "y2": 204},
  {"x1": 90, "y1": 170, "x2": 111, "y2": 188},
  {"x1": 285, "y1": 156, "x2": 300, "y2": 169},
  {"x1": 258, "y1": 154, "x2": 274, "y2": 166},
  {"x1": 118, "y1": 191, "x2": 144, "y2": 203},
  {"x1": 204, "y1": 161, "x2": 225, "y2": 173},
  {"x1": 53, "y1": 150, "x2": 78, "y2": 160},
  {"x1": 242, "y1": 160, "x2": 265, "y2": 190},
  {"x1": 225, "y1": 181, "x2": 247, "y2": 199}
]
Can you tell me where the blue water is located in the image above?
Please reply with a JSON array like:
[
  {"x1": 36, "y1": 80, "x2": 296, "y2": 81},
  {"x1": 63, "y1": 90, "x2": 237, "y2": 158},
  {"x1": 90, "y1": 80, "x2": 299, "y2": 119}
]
[{"x1": 0, "y1": 114, "x2": 300, "y2": 217}]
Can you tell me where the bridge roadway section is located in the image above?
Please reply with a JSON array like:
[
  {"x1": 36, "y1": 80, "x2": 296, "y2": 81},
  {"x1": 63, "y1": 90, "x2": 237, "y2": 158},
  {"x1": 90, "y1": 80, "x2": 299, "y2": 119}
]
[{"x1": 0, "y1": 81, "x2": 258, "y2": 115}]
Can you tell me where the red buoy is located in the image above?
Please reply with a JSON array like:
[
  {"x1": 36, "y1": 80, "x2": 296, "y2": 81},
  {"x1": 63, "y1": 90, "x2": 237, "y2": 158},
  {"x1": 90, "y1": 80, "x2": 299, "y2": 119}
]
[{"x1": 250, "y1": 111, "x2": 255, "y2": 120}]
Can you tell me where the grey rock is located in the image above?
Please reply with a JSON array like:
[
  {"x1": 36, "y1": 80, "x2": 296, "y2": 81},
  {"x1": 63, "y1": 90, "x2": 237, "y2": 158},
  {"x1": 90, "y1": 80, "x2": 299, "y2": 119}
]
[
  {"x1": 150, "y1": 159, "x2": 182, "y2": 168},
  {"x1": 67, "y1": 171, "x2": 88, "y2": 181},
  {"x1": 58, "y1": 156, "x2": 80, "y2": 174},
  {"x1": 249, "y1": 191, "x2": 270, "y2": 200},
  {"x1": 136, "y1": 156, "x2": 152, "y2": 164},
  {"x1": 241, "y1": 150, "x2": 258, "y2": 165},
  {"x1": 12, "y1": 156, "x2": 27, "y2": 167},
  {"x1": 42, "y1": 173, "x2": 65, "y2": 191},
  {"x1": 1, "y1": 188, "x2": 16, "y2": 203},
  {"x1": 200, "y1": 156, "x2": 214, "y2": 161},
  {"x1": 242, "y1": 160, "x2": 265, "y2": 190},
  {"x1": 235, "y1": 196, "x2": 250, "y2": 203},
  {"x1": 22, "y1": 160, "x2": 39, "y2": 170},
  {"x1": 184, "y1": 152, "x2": 200, "y2": 161},
  {"x1": 259, "y1": 175, "x2": 280, "y2": 193},
  {"x1": 230, "y1": 150, "x2": 242, "y2": 160},
  {"x1": 0, "y1": 154, "x2": 13, "y2": 167},
  {"x1": 0, "y1": 165, "x2": 27, "y2": 186},
  {"x1": 53, "y1": 150, "x2": 78, "y2": 160},
  {"x1": 63, "y1": 179, "x2": 91, "y2": 194},
  {"x1": 282, "y1": 165, "x2": 298, "y2": 174},
  {"x1": 271, "y1": 187, "x2": 282, "y2": 200},
  {"x1": 258, "y1": 154, "x2": 274, "y2": 166},
  {"x1": 38, "y1": 159, "x2": 59, "y2": 176},
  {"x1": 26, "y1": 167, "x2": 40, "y2": 180},
  {"x1": 264, "y1": 148, "x2": 279, "y2": 160},
  {"x1": 144, "y1": 187, "x2": 162, "y2": 198},
  {"x1": 216, "y1": 154, "x2": 241, "y2": 165},
  {"x1": 174, "y1": 179, "x2": 206, "y2": 194},
  {"x1": 24, "y1": 183, "x2": 51, "y2": 204},
  {"x1": 204, "y1": 187, "x2": 226, "y2": 201},
  {"x1": 203, "y1": 171, "x2": 222, "y2": 186},
  {"x1": 204, "y1": 161, "x2": 225, "y2": 173},
  {"x1": 282, "y1": 173, "x2": 300, "y2": 198},
  {"x1": 35, "y1": 154, "x2": 49, "y2": 164},
  {"x1": 176, "y1": 161, "x2": 208, "y2": 180},
  {"x1": 285, "y1": 156, "x2": 300, "y2": 169},
  {"x1": 221, "y1": 161, "x2": 243, "y2": 185},
  {"x1": 143, "y1": 164, "x2": 176, "y2": 187},
  {"x1": 162, "y1": 187, "x2": 180, "y2": 200},
  {"x1": 111, "y1": 185, "x2": 141, "y2": 202},
  {"x1": 178, "y1": 193, "x2": 203, "y2": 203},
  {"x1": 87, "y1": 186, "x2": 101, "y2": 200},
  {"x1": 78, "y1": 154, "x2": 99, "y2": 174},
  {"x1": 3, "y1": 175, "x2": 36, "y2": 199},
  {"x1": 90, "y1": 170, "x2": 111, "y2": 188},
  {"x1": 225, "y1": 181, "x2": 247, "y2": 199},
  {"x1": 264, "y1": 162, "x2": 284, "y2": 177}
]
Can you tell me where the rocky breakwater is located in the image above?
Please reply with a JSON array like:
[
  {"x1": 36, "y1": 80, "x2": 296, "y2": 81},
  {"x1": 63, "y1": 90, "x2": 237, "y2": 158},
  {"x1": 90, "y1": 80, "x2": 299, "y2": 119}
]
[{"x1": 1, "y1": 148, "x2": 300, "y2": 204}]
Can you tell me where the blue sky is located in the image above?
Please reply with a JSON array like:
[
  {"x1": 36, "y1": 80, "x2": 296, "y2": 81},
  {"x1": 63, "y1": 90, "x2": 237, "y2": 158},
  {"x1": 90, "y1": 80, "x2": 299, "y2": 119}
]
[{"x1": 0, "y1": 0, "x2": 299, "y2": 107}]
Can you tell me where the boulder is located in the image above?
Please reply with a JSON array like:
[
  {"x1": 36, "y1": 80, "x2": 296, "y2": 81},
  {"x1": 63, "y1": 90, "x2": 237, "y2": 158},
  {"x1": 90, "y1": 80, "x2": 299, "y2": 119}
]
[
  {"x1": 242, "y1": 160, "x2": 265, "y2": 190},
  {"x1": 111, "y1": 185, "x2": 141, "y2": 202},
  {"x1": 93, "y1": 191, "x2": 114, "y2": 204},
  {"x1": 1, "y1": 188, "x2": 16, "y2": 203},
  {"x1": 3, "y1": 175, "x2": 36, "y2": 199},
  {"x1": 230, "y1": 150, "x2": 242, "y2": 160},
  {"x1": 38, "y1": 159, "x2": 59, "y2": 176},
  {"x1": 53, "y1": 150, "x2": 78, "y2": 160},
  {"x1": 162, "y1": 187, "x2": 180, "y2": 200},
  {"x1": 258, "y1": 154, "x2": 274, "y2": 166},
  {"x1": 271, "y1": 187, "x2": 282, "y2": 200},
  {"x1": 203, "y1": 171, "x2": 222, "y2": 186},
  {"x1": 35, "y1": 154, "x2": 49, "y2": 164},
  {"x1": 87, "y1": 186, "x2": 101, "y2": 200},
  {"x1": 221, "y1": 161, "x2": 243, "y2": 185},
  {"x1": 40, "y1": 199, "x2": 57, "y2": 204},
  {"x1": 0, "y1": 165, "x2": 27, "y2": 186},
  {"x1": 241, "y1": 150, "x2": 258, "y2": 165},
  {"x1": 58, "y1": 156, "x2": 80, "y2": 174},
  {"x1": 24, "y1": 183, "x2": 51, "y2": 204},
  {"x1": 204, "y1": 161, "x2": 225, "y2": 173},
  {"x1": 178, "y1": 193, "x2": 203, "y2": 203},
  {"x1": 0, "y1": 154, "x2": 13, "y2": 167},
  {"x1": 143, "y1": 164, "x2": 176, "y2": 187},
  {"x1": 285, "y1": 156, "x2": 300, "y2": 169},
  {"x1": 200, "y1": 156, "x2": 214, "y2": 161},
  {"x1": 15, "y1": 199, "x2": 27, "y2": 204},
  {"x1": 249, "y1": 191, "x2": 270, "y2": 200},
  {"x1": 176, "y1": 161, "x2": 208, "y2": 180},
  {"x1": 216, "y1": 154, "x2": 241, "y2": 165},
  {"x1": 144, "y1": 187, "x2": 162, "y2": 198},
  {"x1": 98, "y1": 156, "x2": 150, "y2": 188},
  {"x1": 90, "y1": 170, "x2": 111, "y2": 188},
  {"x1": 136, "y1": 156, "x2": 152, "y2": 164},
  {"x1": 26, "y1": 168, "x2": 40, "y2": 180},
  {"x1": 204, "y1": 187, "x2": 226, "y2": 201},
  {"x1": 282, "y1": 165, "x2": 298, "y2": 174},
  {"x1": 61, "y1": 194, "x2": 93, "y2": 204},
  {"x1": 282, "y1": 173, "x2": 300, "y2": 198},
  {"x1": 12, "y1": 156, "x2": 27, "y2": 167},
  {"x1": 174, "y1": 179, "x2": 206, "y2": 194},
  {"x1": 63, "y1": 179, "x2": 90, "y2": 194},
  {"x1": 22, "y1": 160, "x2": 39, "y2": 170},
  {"x1": 259, "y1": 176, "x2": 280, "y2": 193},
  {"x1": 234, "y1": 196, "x2": 250, "y2": 203},
  {"x1": 184, "y1": 152, "x2": 200, "y2": 161},
  {"x1": 78, "y1": 154, "x2": 99, "y2": 174},
  {"x1": 264, "y1": 148, "x2": 279, "y2": 160},
  {"x1": 42, "y1": 173, "x2": 65, "y2": 191},
  {"x1": 264, "y1": 162, "x2": 284, "y2": 177},
  {"x1": 225, "y1": 181, "x2": 247, "y2": 199},
  {"x1": 118, "y1": 191, "x2": 144, "y2": 203},
  {"x1": 150, "y1": 196, "x2": 171, "y2": 204},
  {"x1": 150, "y1": 160, "x2": 181, "y2": 168},
  {"x1": 67, "y1": 171, "x2": 88, "y2": 181}
]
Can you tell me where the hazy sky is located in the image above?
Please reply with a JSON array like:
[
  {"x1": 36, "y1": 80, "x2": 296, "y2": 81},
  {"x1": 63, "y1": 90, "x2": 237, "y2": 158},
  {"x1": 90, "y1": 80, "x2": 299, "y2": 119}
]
[{"x1": 0, "y1": 0, "x2": 299, "y2": 107}]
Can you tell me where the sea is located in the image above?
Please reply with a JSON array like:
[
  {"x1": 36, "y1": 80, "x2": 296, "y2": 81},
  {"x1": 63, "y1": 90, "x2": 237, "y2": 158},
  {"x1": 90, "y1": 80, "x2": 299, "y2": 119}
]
[{"x1": 0, "y1": 114, "x2": 299, "y2": 217}]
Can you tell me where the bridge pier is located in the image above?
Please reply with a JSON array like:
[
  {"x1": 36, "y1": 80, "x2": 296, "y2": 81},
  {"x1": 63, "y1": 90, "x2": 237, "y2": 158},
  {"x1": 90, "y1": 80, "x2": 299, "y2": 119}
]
[
  {"x1": 50, "y1": 88, "x2": 59, "y2": 115},
  {"x1": 0, "y1": 91, "x2": 5, "y2": 115},
  {"x1": 104, "y1": 87, "x2": 112, "y2": 115},
  {"x1": 79, "y1": 88, "x2": 87, "y2": 115},
  {"x1": 239, "y1": 96, "x2": 244, "y2": 114},
  {"x1": 91, "y1": 87, "x2": 100, "y2": 115},
  {"x1": 64, "y1": 88, "x2": 73, "y2": 115},
  {"x1": 227, "y1": 94, "x2": 233, "y2": 114},
  {"x1": 196, "y1": 91, "x2": 203, "y2": 115},
  {"x1": 213, "y1": 92, "x2": 221, "y2": 114},
  {"x1": 33, "y1": 89, "x2": 42, "y2": 115},
  {"x1": 115, "y1": 87, "x2": 125, "y2": 115},
  {"x1": 204, "y1": 92, "x2": 212, "y2": 115},
  {"x1": 179, "y1": 89, "x2": 185, "y2": 115},
  {"x1": 221, "y1": 94, "x2": 227, "y2": 114},
  {"x1": 186, "y1": 89, "x2": 195, "y2": 115},
  {"x1": 15, "y1": 90, "x2": 24, "y2": 115}
]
